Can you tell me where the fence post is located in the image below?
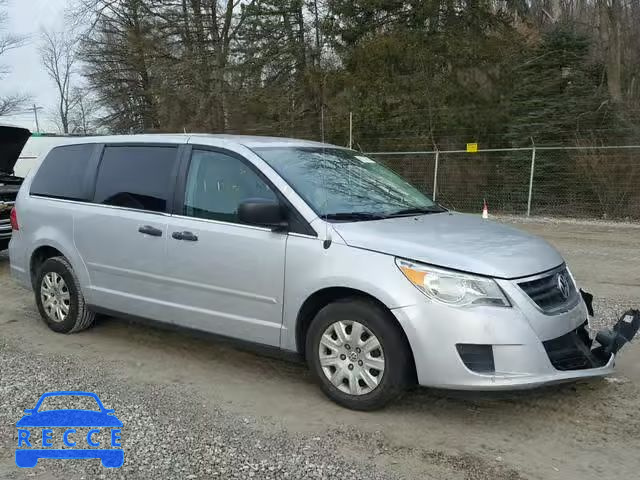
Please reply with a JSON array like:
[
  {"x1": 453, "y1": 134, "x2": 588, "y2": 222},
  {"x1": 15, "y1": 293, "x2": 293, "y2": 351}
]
[
  {"x1": 526, "y1": 146, "x2": 536, "y2": 217},
  {"x1": 433, "y1": 150, "x2": 439, "y2": 201}
]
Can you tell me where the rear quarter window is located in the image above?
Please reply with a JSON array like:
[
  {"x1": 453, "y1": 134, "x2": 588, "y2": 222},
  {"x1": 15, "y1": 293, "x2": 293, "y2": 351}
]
[{"x1": 30, "y1": 144, "x2": 96, "y2": 200}]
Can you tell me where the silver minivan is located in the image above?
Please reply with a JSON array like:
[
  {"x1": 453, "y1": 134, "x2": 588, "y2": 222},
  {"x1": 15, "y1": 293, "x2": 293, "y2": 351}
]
[{"x1": 8, "y1": 134, "x2": 636, "y2": 410}]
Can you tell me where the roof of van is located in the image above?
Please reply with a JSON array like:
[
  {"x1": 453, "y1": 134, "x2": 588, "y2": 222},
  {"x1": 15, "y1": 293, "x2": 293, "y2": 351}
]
[{"x1": 48, "y1": 134, "x2": 344, "y2": 150}]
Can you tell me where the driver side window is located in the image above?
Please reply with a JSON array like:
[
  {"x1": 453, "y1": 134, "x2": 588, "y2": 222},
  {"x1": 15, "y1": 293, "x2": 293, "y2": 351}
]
[{"x1": 184, "y1": 150, "x2": 277, "y2": 224}]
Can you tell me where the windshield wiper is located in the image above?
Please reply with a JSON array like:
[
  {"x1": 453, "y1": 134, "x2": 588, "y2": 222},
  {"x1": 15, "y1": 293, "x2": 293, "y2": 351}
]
[
  {"x1": 323, "y1": 212, "x2": 386, "y2": 221},
  {"x1": 388, "y1": 206, "x2": 446, "y2": 217}
]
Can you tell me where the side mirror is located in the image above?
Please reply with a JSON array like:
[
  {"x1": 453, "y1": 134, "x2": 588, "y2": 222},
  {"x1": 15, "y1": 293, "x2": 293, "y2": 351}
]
[{"x1": 238, "y1": 198, "x2": 287, "y2": 231}]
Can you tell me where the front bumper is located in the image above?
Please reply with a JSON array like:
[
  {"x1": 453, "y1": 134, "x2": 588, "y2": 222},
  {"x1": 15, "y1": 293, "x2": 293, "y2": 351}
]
[
  {"x1": 0, "y1": 200, "x2": 14, "y2": 242},
  {"x1": 0, "y1": 218, "x2": 11, "y2": 241},
  {"x1": 392, "y1": 277, "x2": 633, "y2": 390}
]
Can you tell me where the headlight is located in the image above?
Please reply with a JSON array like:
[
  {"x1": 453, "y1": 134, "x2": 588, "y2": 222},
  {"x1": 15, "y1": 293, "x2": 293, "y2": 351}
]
[{"x1": 395, "y1": 258, "x2": 511, "y2": 307}]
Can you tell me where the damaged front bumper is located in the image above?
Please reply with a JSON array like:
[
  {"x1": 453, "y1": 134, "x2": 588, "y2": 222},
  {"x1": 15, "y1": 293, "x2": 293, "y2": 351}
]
[
  {"x1": 580, "y1": 289, "x2": 640, "y2": 364},
  {"x1": 393, "y1": 287, "x2": 639, "y2": 390}
]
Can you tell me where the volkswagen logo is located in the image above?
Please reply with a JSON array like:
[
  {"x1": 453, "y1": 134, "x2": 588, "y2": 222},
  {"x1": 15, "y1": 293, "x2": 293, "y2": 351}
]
[{"x1": 556, "y1": 273, "x2": 570, "y2": 299}]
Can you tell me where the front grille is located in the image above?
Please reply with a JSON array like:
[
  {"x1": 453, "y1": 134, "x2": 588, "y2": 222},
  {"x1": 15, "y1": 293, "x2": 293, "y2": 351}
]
[
  {"x1": 518, "y1": 267, "x2": 576, "y2": 312},
  {"x1": 0, "y1": 201, "x2": 14, "y2": 220},
  {"x1": 543, "y1": 321, "x2": 609, "y2": 371},
  {"x1": 0, "y1": 219, "x2": 10, "y2": 237}
]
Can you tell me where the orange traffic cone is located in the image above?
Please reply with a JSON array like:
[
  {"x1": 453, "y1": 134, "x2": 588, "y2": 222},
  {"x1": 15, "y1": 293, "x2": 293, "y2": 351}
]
[{"x1": 482, "y1": 199, "x2": 489, "y2": 219}]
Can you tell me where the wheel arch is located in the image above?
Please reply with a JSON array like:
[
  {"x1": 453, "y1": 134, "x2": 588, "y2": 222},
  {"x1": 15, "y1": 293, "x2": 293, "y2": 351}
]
[
  {"x1": 294, "y1": 286, "x2": 417, "y2": 382},
  {"x1": 28, "y1": 240, "x2": 90, "y2": 296}
]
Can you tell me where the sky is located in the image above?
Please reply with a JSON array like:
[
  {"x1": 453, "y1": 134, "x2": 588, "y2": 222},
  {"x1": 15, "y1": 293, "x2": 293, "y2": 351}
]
[{"x1": 1, "y1": 0, "x2": 69, "y2": 132}]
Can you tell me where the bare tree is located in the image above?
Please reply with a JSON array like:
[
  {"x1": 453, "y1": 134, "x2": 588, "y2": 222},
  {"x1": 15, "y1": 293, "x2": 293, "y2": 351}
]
[
  {"x1": 69, "y1": 87, "x2": 102, "y2": 134},
  {"x1": 40, "y1": 29, "x2": 78, "y2": 133},
  {"x1": 0, "y1": 94, "x2": 28, "y2": 116},
  {"x1": 0, "y1": 0, "x2": 29, "y2": 116}
]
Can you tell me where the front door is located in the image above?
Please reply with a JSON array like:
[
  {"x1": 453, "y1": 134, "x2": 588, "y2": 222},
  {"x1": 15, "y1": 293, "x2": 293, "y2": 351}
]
[
  {"x1": 74, "y1": 145, "x2": 179, "y2": 319},
  {"x1": 164, "y1": 148, "x2": 287, "y2": 346}
]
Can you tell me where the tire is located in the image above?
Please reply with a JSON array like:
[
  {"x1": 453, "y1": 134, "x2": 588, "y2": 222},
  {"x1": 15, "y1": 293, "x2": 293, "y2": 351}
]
[
  {"x1": 0, "y1": 239, "x2": 9, "y2": 251},
  {"x1": 305, "y1": 298, "x2": 412, "y2": 411},
  {"x1": 34, "y1": 256, "x2": 95, "y2": 334}
]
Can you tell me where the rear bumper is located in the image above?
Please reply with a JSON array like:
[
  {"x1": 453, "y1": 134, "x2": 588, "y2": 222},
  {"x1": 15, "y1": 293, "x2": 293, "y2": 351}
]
[{"x1": 8, "y1": 231, "x2": 31, "y2": 289}]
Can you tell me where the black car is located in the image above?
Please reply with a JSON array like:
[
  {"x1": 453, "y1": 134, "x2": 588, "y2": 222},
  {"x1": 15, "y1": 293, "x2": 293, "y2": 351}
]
[{"x1": 0, "y1": 125, "x2": 30, "y2": 251}]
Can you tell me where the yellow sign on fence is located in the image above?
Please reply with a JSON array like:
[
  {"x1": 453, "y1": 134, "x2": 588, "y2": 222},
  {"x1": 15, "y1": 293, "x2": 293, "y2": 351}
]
[{"x1": 466, "y1": 143, "x2": 478, "y2": 153}]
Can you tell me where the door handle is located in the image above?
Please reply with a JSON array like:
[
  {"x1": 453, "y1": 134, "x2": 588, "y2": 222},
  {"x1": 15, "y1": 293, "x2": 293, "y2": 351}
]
[
  {"x1": 138, "y1": 225, "x2": 163, "y2": 237},
  {"x1": 172, "y1": 231, "x2": 198, "y2": 242}
]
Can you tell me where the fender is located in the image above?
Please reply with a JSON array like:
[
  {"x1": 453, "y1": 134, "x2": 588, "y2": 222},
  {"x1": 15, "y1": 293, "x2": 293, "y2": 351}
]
[
  {"x1": 28, "y1": 228, "x2": 93, "y2": 303},
  {"x1": 280, "y1": 238, "x2": 420, "y2": 352}
]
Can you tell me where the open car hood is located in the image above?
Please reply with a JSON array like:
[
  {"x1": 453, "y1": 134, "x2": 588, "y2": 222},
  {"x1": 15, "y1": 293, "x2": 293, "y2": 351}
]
[{"x1": 0, "y1": 125, "x2": 30, "y2": 174}]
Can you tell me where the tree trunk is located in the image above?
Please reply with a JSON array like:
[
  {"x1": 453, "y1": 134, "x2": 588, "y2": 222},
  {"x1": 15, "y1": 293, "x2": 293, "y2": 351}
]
[
  {"x1": 311, "y1": 0, "x2": 321, "y2": 66},
  {"x1": 60, "y1": 105, "x2": 69, "y2": 134},
  {"x1": 599, "y1": 0, "x2": 623, "y2": 103},
  {"x1": 549, "y1": 0, "x2": 561, "y2": 22},
  {"x1": 130, "y1": 2, "x2": 158, "y2": 130}
]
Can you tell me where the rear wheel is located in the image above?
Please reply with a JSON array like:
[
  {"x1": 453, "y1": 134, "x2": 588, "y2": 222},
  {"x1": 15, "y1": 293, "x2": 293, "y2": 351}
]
[
  {"x1": 34, "y1": 256, "x2": 95, "y2": 333},
  {"x1": 0, "y1": 239, "x2": 9, "y2": 251},
  {"x1": 306, "y1": 299, "x2": 412, "y2": 410}
]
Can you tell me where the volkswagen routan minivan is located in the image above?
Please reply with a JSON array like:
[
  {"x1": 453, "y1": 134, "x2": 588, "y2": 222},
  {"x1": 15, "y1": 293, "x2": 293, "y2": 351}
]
[{"x1": 9, "y1": 135, "x2": 624, "y2": 409}]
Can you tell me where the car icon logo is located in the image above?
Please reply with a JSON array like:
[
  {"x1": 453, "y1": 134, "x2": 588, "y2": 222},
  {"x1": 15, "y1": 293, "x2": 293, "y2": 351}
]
[{"x1": 15, "y1": 391, "x2": 123, "y2": 468}]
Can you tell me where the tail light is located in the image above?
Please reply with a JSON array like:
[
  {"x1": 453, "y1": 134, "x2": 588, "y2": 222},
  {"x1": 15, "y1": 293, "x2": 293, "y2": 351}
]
[{"x1": 10, "y1": 207, "x2": 19, "y2": 230}]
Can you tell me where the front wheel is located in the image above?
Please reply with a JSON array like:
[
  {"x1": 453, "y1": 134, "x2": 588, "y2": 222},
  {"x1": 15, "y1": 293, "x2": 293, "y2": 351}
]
[{"x1": 306, "y1": 299, "x2": 412, "y2": 410}]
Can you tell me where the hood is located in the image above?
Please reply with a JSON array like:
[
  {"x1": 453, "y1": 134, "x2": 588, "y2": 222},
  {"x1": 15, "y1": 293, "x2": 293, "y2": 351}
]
[
  {"x1": 0, "y1": 125, "x2": 31, "y2": 174},
  {"x1": 331, "y1": 212, "x2": 564, "y2": 279}
]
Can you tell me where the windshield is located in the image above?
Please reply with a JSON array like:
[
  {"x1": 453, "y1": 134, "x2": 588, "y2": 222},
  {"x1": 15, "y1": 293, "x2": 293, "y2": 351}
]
[{"x1": 254, "y1": 147, "x2": 441, "y2": 219}]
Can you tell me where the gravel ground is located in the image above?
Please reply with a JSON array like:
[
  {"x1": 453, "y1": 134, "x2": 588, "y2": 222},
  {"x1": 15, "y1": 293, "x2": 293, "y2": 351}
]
[
  {"x1": 1, "y1": 218, "x2": 639, "y2": 480},
  {"x1": 0, "y1": 342, "x2": 402, "y2": 480}
]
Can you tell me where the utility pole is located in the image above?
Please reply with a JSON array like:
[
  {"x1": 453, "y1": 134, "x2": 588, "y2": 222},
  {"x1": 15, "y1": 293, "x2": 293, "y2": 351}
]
[
  {"x1": 349, "y1": 111, "x2": 353, "y2": 149},
  {"x1": 320, "y1": 105, "x2": 325, "y2": 144},
  {"x1": 31, "y1": 104, "x2": 43, "y2": 133},
  {"x1": 527, "y1": 138, "x2": 536, "y2": 217}
]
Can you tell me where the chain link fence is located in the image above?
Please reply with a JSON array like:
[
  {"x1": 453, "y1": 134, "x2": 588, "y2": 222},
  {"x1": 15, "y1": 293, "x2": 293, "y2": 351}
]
[{"x1": 368, "y1": 146, "x2": 640, "y2": 220}]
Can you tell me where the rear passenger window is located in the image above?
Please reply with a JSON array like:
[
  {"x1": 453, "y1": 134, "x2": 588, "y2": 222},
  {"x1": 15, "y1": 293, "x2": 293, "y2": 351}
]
[
  {"x1": 93, "y1": 146, "x2": 178, "y2": 213},
  {"x1": 30, "y1": 144, "x2": 95, "y2": 200}
]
